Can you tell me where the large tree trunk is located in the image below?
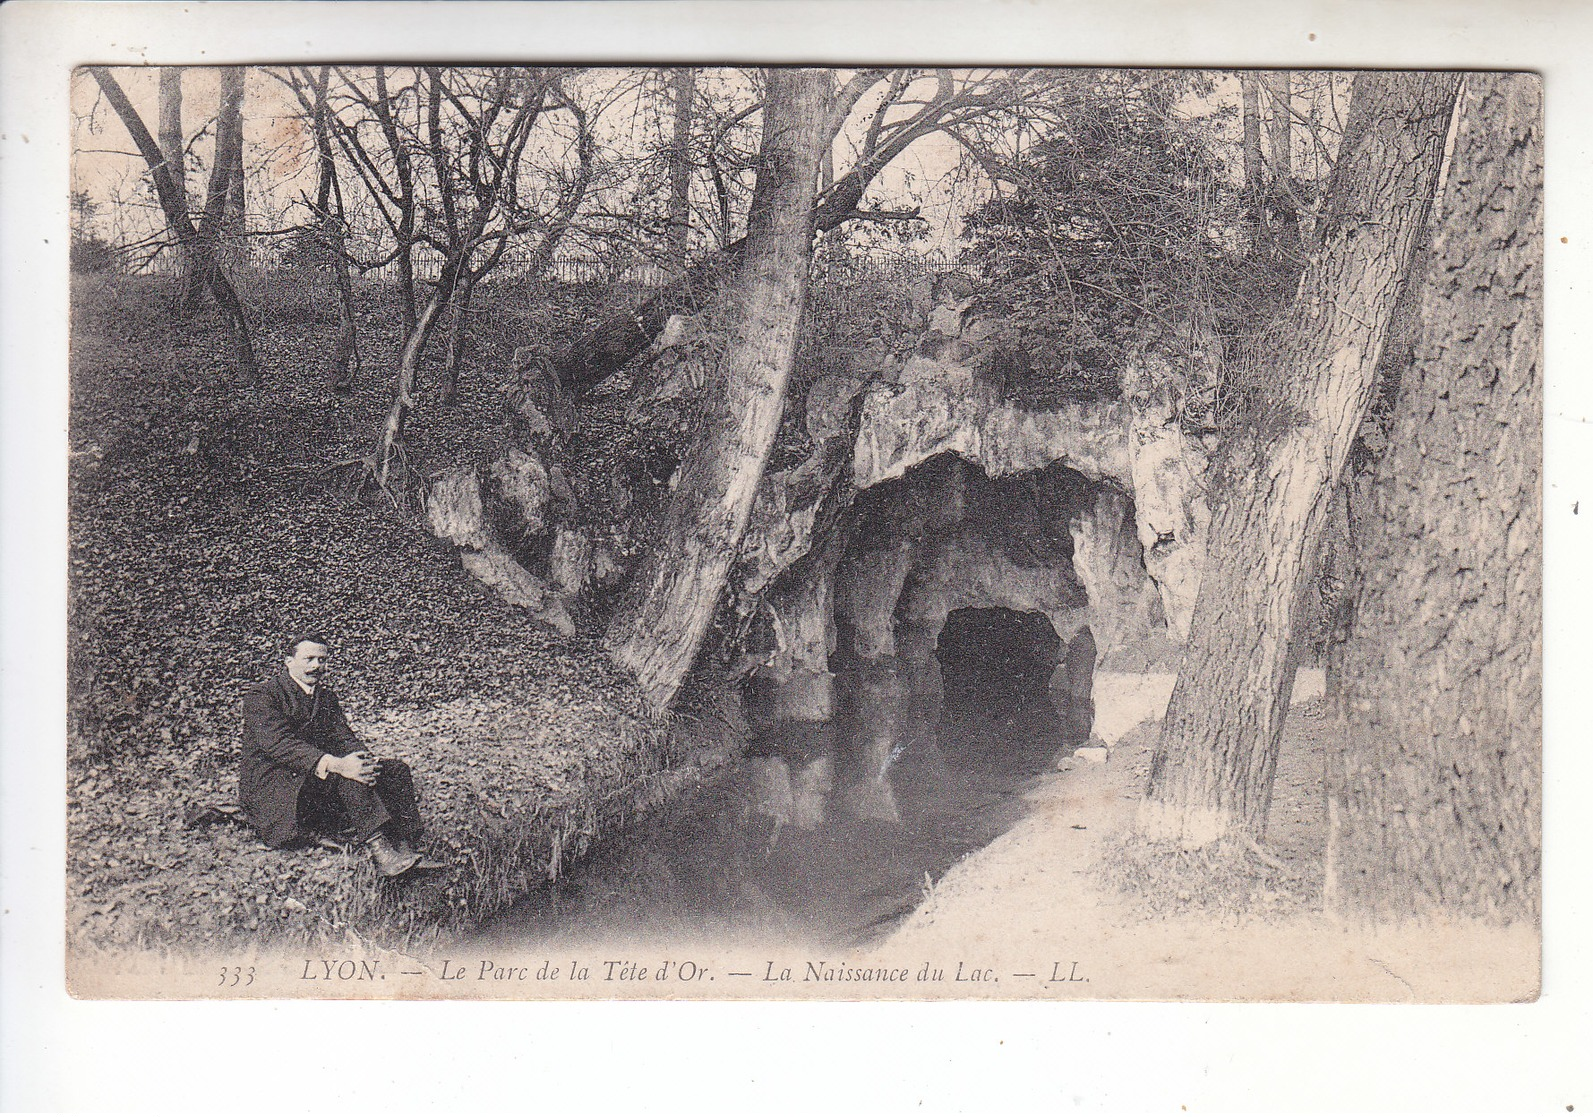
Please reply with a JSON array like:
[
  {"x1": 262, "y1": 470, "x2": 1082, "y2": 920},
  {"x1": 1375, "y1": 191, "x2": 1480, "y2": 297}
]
[
  {"x1": 156, "y1": 68, "x2": 190, "y2": 288},
  {"x1": 606, "y1": 67, "x2": 831, "y2": 712},
  {"x1": 1325, "y1": 74, "x2": 1542, "y2": 924},
  {"x1": 1140, "y1": 71, "x2": 1460, "y2": 846},
  {"x1": 89, "y1": 66, "x2": 258, "y2": 385}
]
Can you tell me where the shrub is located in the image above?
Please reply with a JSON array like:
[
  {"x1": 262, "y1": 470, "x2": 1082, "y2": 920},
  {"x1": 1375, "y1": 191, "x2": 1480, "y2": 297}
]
[{"x1": 70, "y1": 236, "x2": 120, "y2": 275}]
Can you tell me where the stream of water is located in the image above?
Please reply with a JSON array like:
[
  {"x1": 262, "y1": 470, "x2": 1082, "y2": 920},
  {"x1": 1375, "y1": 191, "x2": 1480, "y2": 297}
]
[{"x1": 477, "y1": 611, "x2": 1083, "y2": 951}]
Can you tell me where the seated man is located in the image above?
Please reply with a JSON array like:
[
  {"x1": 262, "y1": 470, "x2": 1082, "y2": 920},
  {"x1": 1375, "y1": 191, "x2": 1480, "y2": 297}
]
[{"x1": 241, "y1": 633, "x2": 423, "y2": 877}]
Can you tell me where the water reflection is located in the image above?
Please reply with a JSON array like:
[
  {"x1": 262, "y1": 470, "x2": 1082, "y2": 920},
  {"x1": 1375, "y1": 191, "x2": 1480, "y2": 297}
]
[{"x1": 479, "y1": 613, "x2": 1082, "y2": 950}]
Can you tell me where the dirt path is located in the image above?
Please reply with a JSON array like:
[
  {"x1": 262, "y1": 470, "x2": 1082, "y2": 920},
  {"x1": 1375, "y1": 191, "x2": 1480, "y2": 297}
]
[{"x1": 881, "y1": 711, "x2": 1538, "y2": 1003}]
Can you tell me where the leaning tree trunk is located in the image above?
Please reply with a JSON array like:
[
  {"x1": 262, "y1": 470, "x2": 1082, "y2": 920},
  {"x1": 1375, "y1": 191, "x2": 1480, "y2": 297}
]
[
  {"x1": 1140, "y1": 70, "x2": 1461, "y2": 846},
  {"x1": 89, "y1": 66, "x2": 257, "y2": 385},
  {"x1": 606, "y1": 67, "x2": 831, "y2": 712},
  {"x1": 1325, "y1": 73, "x2": 1542, "y2": 924},
  {"x1": 372, "y1": 265, "x2": 456, "y2": 493}
]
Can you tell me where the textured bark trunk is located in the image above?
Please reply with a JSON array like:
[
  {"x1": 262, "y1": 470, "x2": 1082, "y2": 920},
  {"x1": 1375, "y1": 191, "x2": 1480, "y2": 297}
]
[
  {"x1": 1141, "y1": 71, "x2": 1460, "y2": 846},
  {"x1": 1325, "y1": 74, "x2": 1542, "y2": 924},
  {"x1": 606, "y1": 67, "x2": 831, "y2": 712},
  {"x1": 374, "y1": 67, "x2": 418, "y2": 334},
  {"x1": 441, "y1": 272, "x2": 477, "y2": 403},
  {"x1": 89, "y1": 67, "x2": 257, "y2": 384},
  {"x1": 666, "y1": 67, "x2": 697, "y2": 276},
  {"x1": 1241, "y1": 72, "x2": 1263, "y2": 233},
  {"x1": 1262, "y1": 70, "x2": 1298, "y2": 252},
  {"x1": 157, "y1": 68, "x2": 190, "y2": 287}
]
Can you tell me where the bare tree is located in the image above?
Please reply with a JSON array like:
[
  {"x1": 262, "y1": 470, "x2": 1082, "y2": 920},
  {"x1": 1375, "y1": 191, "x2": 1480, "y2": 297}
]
[
  {"x1": 316, "y1": 65, "x2": 423, "y2": 332},
  {"x1": 606, "y1": 67, "x2": 833, "y2": 711},
  {"x1": 183, "y1": 67, "x2": 249, "y2": 315},
  {"x1": 550, "y1": 68, "x2": 1061, "y2": 396},
  {"x1": 362, "y1": 67, "x2": 600, "y2": 492},
  {"x1": 87, "y1": 66, "x2": 259, "y2": 386},
  {"x1": 284, "y1": 65, "x2": 361, "y2": 391}
]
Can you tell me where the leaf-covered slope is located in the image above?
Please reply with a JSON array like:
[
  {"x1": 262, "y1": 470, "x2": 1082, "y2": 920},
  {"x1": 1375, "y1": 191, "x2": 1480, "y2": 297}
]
[{"x1": 67, "y1": 274, "x2": 668, "y2": 952}]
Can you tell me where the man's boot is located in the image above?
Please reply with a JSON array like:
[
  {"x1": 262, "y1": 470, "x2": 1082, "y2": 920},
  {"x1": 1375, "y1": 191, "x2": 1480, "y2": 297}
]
[{"x1": 366, "y1": 830, "x2": 420, "y2": 878}]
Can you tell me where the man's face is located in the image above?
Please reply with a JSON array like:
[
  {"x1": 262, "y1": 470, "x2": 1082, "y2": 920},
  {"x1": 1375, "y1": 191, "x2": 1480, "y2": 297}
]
[{"x1": 285, "y1": 641, "x2": 330, "y2": 689}]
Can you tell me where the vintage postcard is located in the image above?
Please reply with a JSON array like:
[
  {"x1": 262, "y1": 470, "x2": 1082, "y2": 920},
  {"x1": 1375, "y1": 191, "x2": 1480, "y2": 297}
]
[
  {"x1": 56, "y1": 53, "x2": 1544, "y2": 1007},
  {"x1": 10, "y1": 1, "x2": 1593, "y2": 1112}
]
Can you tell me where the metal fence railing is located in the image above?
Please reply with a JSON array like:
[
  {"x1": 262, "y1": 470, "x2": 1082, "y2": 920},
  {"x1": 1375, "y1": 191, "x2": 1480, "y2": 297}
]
[{"x1": 121, "y1": 242, "x2": 977, "y2": 291}]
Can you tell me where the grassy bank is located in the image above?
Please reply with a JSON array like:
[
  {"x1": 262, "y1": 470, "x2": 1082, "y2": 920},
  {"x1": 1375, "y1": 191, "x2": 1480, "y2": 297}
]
[{"x1": 66, "y1": 271, "x2": 713, "y2": 955}]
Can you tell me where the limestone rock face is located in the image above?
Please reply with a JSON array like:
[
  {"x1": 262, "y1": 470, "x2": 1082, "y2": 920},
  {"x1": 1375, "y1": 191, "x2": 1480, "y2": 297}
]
[
  {"x1": 425, "y1": 465, "x2": 493, "y2": 551},
  {"x1": 1127, "y1": 411, "x2": 1210, "y2": 643},
  {"x1": 739, "y1": 349, "x2": 1204, "y2": 707},
  {"x1": 1068, "y1": 486, "x2": 1166, "y2": 667},
  {"x1": 895, "y1": 531, "x2": 1088, "y2": 657},
  {"x1": 836, "y1": 537, "x2": 916, "y2": 661},
  {"x1": 1121, "y1": 350, "x2": 1214, "y2": 644},
  {"x1": 735, "y1": 371, "x2": 867, "y2": 718},
  {"x1": 549, "y1": 528, "x2": 592, "y2": 595},
  {"x1": 739, "y1": 372, "x2": 866, "y2": 604},
  {"x1": 752, "y1": 564, "x2": 839, "y2": 721},
  {"x1": 851, "y1": 356, "x2": 1131, "y2": 491},
  {"x1": 487, "y1": 446, "x2": 552, "y2": 545},
  {"x1": 423, "y1": 455, "x2": 573, "y2": 636},
  {"x1": 458, "y1": 551, "x2": 569, "y2": 630},
  {"x1": 836, "y1": 456, "x2": 1089, "y2": 673}
]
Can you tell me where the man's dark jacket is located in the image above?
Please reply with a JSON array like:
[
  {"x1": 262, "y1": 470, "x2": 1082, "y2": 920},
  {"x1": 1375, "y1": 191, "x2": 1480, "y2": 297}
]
[{"x1": 240, "y1": 671, "x2": 361, "y2": 847}]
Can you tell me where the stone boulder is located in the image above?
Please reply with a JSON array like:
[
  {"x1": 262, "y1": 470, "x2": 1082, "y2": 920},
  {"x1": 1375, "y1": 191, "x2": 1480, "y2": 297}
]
[{"x1": 851, "y1": 356, "x2": 1131, "y2": 491}]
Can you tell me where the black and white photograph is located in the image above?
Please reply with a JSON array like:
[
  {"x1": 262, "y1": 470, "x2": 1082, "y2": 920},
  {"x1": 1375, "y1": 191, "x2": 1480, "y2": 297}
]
[
  {"x1": 57, "y1": 56, "x2": 1544, "y2": 1003},
  {"x1": 6, "y1": 0, "x2": 1590, "y2": 1109}
]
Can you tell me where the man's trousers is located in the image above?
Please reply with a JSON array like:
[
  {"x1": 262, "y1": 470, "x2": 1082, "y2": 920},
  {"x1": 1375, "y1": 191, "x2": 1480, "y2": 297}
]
[{"x1": 290, "y1": 759, "x2": 422, "y2": 847}]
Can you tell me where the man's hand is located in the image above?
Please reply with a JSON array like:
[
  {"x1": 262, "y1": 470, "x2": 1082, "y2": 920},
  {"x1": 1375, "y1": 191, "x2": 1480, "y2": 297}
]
[{"x1": 326, "y1": 751, "x2": 379, "y2": 785}]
